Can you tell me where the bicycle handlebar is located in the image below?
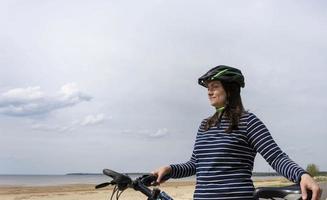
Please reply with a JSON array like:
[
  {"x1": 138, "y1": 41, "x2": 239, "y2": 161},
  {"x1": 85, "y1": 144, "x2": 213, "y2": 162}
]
[
  {"x1": 140, "y1": 173, "x2": 171, "y2": 186},
  {"x1": 97, "y1": 168, "x2": 312, "y2": 200},
  {"x1": 96, "y1": 168, "x2": 173, "y2": 200},
  {"x1": 103, "y1": 169, "x2": 132, "y2": 190}
]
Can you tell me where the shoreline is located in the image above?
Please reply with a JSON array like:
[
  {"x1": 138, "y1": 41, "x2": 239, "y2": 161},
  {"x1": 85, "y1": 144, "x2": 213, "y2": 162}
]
[{"x1": 1, "y1": 179, "x2": 326, "y2": 200}]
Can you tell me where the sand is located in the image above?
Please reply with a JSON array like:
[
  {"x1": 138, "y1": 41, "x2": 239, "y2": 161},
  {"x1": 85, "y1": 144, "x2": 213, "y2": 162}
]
[
  {"x1": 0, "y1": 182, "x2": 195, "y2": 200},
  {"x1": 1, "y1": 178, "x2": 326, "y2": 200}
]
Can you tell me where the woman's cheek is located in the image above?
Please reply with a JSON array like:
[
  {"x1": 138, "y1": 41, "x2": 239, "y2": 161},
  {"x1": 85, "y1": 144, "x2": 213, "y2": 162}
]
[{"x1": 219, "y1": 94, "x2": 227, "y2": 104}]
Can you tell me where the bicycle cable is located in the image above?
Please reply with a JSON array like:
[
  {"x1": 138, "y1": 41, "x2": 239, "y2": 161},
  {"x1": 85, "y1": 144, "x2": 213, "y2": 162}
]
[
  {"x1": 108, "y1": 185, "x2": 117, "y2": 200},
  {"x1": 106, "y1": 185, "x2": 126, "y2": 200}
]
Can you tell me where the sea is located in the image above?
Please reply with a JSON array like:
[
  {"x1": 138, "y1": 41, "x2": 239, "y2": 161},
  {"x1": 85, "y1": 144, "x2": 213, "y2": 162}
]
[
  {"x1": 0, "y1": 174, "x2": 282, "y2": 186},
  {"x1": 0, "y1": 174, "x2": 196, "y2": 186}
]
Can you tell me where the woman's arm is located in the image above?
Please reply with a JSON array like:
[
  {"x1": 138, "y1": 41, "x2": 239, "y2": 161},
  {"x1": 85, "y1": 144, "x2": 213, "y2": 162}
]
[
  {"x1": 153, "y1": 121, "x2": 201, "y2": 183},
  {"x1": 246, "y1": 113, "x2": 321, "y2": 199},
  {"x1": 152, "y1": 151, "x2": 196, "y2": 183},
  {"x1": 169, "y1": 151, "x2": 196, "y2": 178},
  {"x1": 246, "y1": 113, "x2": 306, "y2": 182}
]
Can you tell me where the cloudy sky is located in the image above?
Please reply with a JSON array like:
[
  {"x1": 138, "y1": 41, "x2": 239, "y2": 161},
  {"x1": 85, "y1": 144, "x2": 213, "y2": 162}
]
[{"x1": 0, "y1": 0, "x2": 326, "y2": 175}]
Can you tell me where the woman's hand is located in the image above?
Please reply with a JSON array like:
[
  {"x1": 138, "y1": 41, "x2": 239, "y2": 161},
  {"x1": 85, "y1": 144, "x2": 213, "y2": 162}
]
[
  {"x1": 152, "y1": 165, "x2": 172, "y2": 184},
  {"x1": 300, "y1": 173, "x2": 322, "y2": 200}
]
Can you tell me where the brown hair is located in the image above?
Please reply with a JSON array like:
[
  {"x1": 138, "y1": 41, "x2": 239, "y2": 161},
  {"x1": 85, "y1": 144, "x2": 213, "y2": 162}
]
[{"x1": 205, "y1": 82, "x2": 245, "y2": 132}]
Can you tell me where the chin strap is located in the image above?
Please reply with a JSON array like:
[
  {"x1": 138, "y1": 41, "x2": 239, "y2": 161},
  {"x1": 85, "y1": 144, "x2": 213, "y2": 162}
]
[
  {"x1": 215, "y1": 106, "x2": 225, "y2": 128},
  {"x1": 216, "y1": 106, "x2": 225, "y2": 114}
]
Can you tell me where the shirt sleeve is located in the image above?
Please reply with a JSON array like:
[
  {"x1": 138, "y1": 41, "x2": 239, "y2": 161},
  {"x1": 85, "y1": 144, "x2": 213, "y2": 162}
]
[
  {"x1": 246, "y1": 113, "x2": 307, "y2": 183},
  {"x1": 170, "y1": 150, "x2": 196, "y2": 178},
  {"x1": 169, "y1": 119, "x2": 206, "y2": 179}
]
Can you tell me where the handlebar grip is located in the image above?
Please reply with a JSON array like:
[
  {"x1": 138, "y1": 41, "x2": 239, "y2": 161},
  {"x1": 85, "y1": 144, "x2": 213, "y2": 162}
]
[
  {"x1": 103, "y1": 169, "x2": 122, "y2": 178},
  {"x1": 161, "y1": 173, "x2": 172, "y2": 182},
  {"x1": 103, "y1": 169, "x2": 132, "y2": 185},
  {"x1": 141, "y1": 173, "x2": 172, "y2": 186}
]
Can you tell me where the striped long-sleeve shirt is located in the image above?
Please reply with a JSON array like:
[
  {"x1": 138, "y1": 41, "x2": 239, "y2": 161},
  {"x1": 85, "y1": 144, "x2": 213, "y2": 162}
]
[{"x1": 170, "y1": 112, "x2": 307, "y2": 200}]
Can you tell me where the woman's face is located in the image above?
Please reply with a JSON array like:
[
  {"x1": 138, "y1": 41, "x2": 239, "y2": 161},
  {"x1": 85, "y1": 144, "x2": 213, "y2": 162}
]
[{"x1": 207, "y1": 81, "x2": 227, "y2": 108}]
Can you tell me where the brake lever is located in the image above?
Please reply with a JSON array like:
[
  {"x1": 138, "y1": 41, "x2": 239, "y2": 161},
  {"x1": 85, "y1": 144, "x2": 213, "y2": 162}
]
[
  {"x1": 95, "y1": 180, "x2": 117, "y2": 189},
  {"x1": 95, "y1": 182, "x2": 111, "y2": 189}
]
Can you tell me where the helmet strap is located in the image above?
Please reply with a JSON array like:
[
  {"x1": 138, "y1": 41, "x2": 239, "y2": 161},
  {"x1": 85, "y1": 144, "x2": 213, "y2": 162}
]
[
  {"x1": 215, "y1": 106, "x2": 225, "y2": 128},
  {"x1": 216, "y1": 106, "x2": 225, "y2": 113}
]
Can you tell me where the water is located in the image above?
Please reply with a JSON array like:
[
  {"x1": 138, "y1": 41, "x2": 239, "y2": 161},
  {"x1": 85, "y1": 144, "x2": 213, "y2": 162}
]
[
  {"x1": 0, "y1": 174, "x2": 282, "y2": 187},
  {"x1": 0, "y1": 174, "x2": 107, "y2": 186},
  {"x1": 0, "y1": 174, "x2": 195, "y2": 186}
]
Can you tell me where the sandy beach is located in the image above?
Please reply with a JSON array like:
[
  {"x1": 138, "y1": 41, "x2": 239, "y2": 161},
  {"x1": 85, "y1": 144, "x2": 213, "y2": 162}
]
[
  {"x1": 1, "y1": 179, "x2": 326, "y2": 200},
  {"x1": 0, "y1": 181, "x2": 193, "y2": 200}
]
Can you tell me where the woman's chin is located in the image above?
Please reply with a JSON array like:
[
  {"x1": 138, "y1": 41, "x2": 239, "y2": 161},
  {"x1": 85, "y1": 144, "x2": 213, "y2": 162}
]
[
  {"x1": 210, "y1": 103, "x2": 224, "y2": 108},
  {"x1": 210, "y1": 103, "x2": 218, "y2": 107}
]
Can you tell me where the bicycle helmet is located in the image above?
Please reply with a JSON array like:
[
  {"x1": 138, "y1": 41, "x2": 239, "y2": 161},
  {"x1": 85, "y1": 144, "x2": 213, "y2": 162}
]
[{"x1": 198, "y1": 65, "x2": 245, "y2": 88}]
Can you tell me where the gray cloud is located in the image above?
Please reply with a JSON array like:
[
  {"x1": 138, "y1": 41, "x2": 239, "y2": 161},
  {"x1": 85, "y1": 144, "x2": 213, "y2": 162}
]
[
  {"x1": 121, "y1": 128, "x2": 170, "y2": 139},
  {"x1": 0, "y1": 83, "x2": 92, "y2": 117},
  {"x1": 80, "y1": 113, "x2": 106, "y2": 126},
  {"x1": 149, "y1": 128, "x2": 169, "y2": 138},
  {"x1": 30, "y1": 113, "x2": 106, "y2": 132},
  {"x1": 31, "y1": 123, "x2": 74, "y2": 132}
]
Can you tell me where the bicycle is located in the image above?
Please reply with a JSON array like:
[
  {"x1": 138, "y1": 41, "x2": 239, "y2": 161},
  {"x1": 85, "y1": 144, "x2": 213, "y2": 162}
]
[{"x1": 95, "y1": 168, "x2": 312, "y2": 200}]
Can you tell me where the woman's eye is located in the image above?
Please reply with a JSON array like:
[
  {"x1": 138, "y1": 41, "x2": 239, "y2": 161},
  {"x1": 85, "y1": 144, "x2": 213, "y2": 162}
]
[{"x1": 208, "y1": 83, "x2": 221, "y2": 90}]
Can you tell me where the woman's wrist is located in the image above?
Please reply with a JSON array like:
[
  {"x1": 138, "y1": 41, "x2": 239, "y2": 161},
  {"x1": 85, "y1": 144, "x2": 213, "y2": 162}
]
[
  {"x1": 301, "y1": 173, "x2": 311, "y2": 180},
  {"x1": 298, "y1": 171, "x2": 310, "y2": 183}
]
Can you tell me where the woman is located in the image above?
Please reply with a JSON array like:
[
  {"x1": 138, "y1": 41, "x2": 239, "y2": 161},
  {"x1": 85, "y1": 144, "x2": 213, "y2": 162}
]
[{"x1": 152, "y1": 65, "x2": 321, "y2": 200}]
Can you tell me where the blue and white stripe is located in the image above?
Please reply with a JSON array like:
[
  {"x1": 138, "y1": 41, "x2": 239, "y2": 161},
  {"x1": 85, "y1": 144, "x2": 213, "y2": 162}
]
[{"x1": 170, "y1": 112, "x2": 306, "y2": 200}]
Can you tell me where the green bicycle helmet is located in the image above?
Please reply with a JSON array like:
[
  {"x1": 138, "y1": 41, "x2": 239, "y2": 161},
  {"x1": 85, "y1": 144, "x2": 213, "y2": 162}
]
[{"x1": 198, "y1": 65, "x2": 245, "y2": 88}]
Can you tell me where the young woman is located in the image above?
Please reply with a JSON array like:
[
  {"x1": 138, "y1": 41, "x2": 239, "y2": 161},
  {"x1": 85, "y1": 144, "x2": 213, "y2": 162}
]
[{"x1": 152, "y1": 65, "x2": 321, "y2": 200}]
